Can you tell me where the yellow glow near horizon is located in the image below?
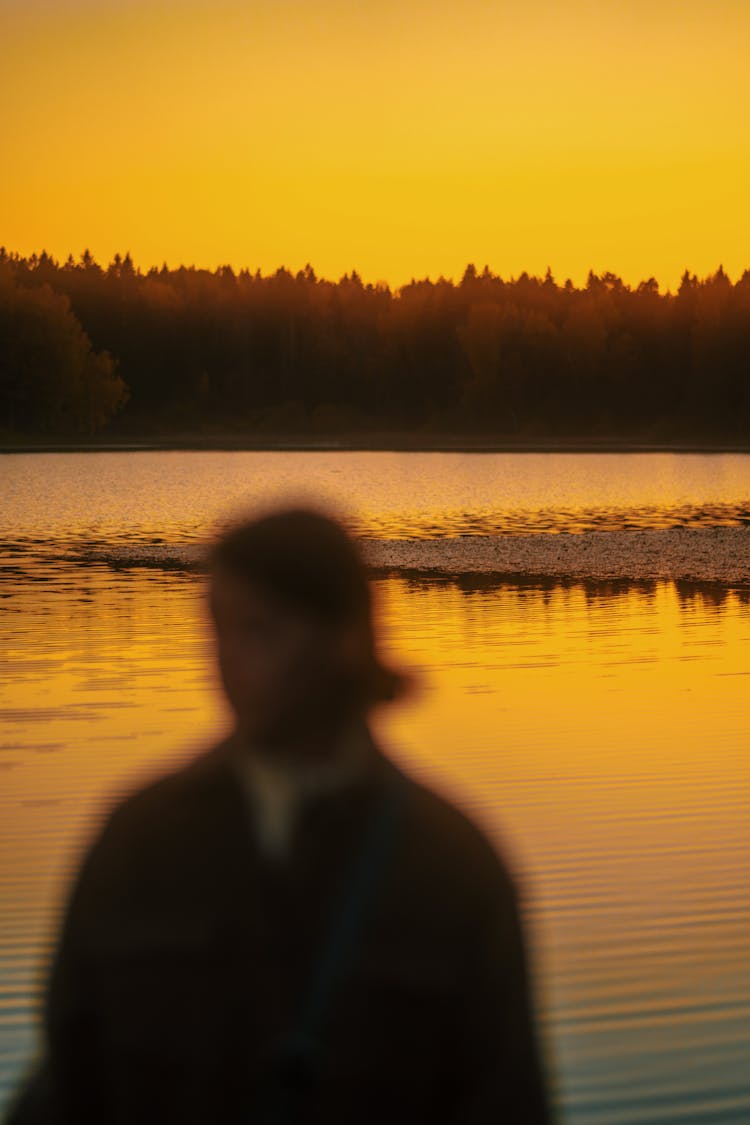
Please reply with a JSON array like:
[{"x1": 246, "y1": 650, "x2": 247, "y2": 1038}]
[{"x1": 2, "y1": 0, "x2": 749, "y2": 290}]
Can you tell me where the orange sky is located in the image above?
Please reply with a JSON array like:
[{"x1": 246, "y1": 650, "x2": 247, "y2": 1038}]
[{"x1": 2, "y1": 0, "x2": 748, "y2": 290}]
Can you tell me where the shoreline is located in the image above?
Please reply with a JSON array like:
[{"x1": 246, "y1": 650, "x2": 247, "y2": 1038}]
[
  {"x1": 69, "y1": 527, "x2": 750, "y2": 587},
  {"x1": 3, "y1": 435, "x2": 750, "y2": 455}
]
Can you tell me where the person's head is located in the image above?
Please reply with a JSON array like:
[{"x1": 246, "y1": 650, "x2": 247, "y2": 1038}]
[{"x1": 207, "y1": 504, "x2": 412, "y2": 758}]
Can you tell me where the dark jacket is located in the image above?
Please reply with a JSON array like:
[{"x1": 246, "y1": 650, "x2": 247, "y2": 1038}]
[{"x1": 6, "y1": 728, "x2": 554, "y2": 1125}]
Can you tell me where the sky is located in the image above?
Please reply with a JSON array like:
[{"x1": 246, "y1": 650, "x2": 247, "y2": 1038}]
[{"x1": 2, "y1": 0, "x2": 748, "y2": 290}]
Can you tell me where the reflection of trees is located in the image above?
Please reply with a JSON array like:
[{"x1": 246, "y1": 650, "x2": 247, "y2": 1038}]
[{"x1": 1, "y1": 246, "x2": 749, "y2": 439}]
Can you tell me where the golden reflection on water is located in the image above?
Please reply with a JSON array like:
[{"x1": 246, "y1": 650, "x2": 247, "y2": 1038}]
[
  {"x1": 1, "y1": 565, "x2": 749, "y2": 1123},
  {"x1": 2, "y1": 450, "x2": 750, "y2": 545}
]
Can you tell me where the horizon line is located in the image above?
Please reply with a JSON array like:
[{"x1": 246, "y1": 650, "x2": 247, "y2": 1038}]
[{"x1": 2, "y1": 246, "x2": 747, "y2": 296}]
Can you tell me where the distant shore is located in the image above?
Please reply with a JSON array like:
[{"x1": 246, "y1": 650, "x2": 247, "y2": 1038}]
[
  {"x1": 2, "y1": 432, "x2": 750, "y2": 455},
  {"x1": 72, "y1": 527, "x2": 750, "y2": 587}
]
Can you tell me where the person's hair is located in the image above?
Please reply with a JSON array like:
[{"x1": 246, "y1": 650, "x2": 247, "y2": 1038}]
[{"x1": 208, "y1": 504, "x2": 414, "y2": 707}]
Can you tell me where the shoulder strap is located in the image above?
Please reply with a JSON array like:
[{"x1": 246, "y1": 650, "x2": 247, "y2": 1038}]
[{"x1": 250, "y1": 767, "x2": 409, "y2": 1123}]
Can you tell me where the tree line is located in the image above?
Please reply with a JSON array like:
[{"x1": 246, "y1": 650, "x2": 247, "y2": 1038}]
[{"x1": 1, "y1": 247, "x2": 749, "y2": 440}]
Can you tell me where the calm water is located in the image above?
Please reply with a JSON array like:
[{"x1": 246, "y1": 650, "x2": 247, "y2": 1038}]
[{"x1": 1, "y1": 451, "x2": 749, "y2": 1123}]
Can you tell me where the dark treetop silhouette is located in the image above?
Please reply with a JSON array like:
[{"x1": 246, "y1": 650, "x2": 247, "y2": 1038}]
[
  {"x1": 2, "y1": 247, "x2": 749, "y2": 442},
  {"x1": 5, "y1": 504, "x2": 554, "y2": 1125}
]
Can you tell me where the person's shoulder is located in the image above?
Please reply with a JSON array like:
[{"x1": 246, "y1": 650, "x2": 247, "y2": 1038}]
[
  {"x1": 58, "y1": 740, "x2": 237, "y2": 935},
  {"x1": 390, "y1": 759, "x2": 520, "y2": 907},
  {"x1": 81, "y1": 738, "x2": 234, "y2": 867}
]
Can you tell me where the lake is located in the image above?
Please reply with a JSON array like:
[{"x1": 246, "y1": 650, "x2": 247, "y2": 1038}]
[{"x1": 1, "y1": 450, "x2": 749, "y2": 1123}]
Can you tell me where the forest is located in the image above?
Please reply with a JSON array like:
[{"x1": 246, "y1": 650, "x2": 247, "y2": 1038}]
[{"x1": 1, "y1": 247, "x2": 749, "y2": 442}]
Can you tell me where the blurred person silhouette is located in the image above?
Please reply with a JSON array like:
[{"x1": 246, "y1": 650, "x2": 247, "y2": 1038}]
[{"x1": 6, "y1": 503, "x2": 554, "y2": 1125}]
